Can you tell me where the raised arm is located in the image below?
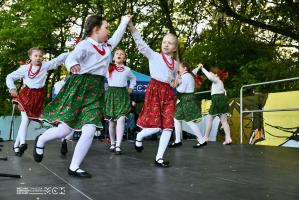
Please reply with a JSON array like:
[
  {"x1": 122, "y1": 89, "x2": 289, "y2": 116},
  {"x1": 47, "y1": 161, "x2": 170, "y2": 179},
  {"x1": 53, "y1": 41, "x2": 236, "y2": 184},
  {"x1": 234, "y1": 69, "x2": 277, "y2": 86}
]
[
  {"x1": 128, "y1": 22, "x2": 155, "y2": 59},
  {"x1": 198, "y1": 64, "x2": 218, "y2": 83},
  {"x1": 192, "y1": 66, "x2": 200, "y2": 75},
  {"x1": 202, "y1": 67, "x2": 218, "y2": 83},
  {"x1": 108, "y1": 15, "x2": 131, "y2": 50},
  {"x1": 46, "y1": 52, "x2": 69, "y2": 70}
]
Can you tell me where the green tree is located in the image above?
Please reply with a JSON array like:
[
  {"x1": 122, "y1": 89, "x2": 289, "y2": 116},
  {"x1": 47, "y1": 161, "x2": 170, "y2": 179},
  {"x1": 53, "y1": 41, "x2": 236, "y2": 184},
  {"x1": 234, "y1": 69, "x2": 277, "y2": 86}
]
[{"x1": 0, "y1": 0, "x2": 298, "y2": 116}]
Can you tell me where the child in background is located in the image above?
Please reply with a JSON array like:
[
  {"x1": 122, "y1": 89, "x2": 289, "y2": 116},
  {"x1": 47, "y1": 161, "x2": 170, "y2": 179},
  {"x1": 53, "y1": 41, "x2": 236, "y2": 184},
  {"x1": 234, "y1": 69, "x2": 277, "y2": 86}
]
[
  {"x1": 105, "y1": 48, "x2": 136, "y2": 155},
  {"x1": 198, "y1": 64, "x2": 232, "y2": 145}
]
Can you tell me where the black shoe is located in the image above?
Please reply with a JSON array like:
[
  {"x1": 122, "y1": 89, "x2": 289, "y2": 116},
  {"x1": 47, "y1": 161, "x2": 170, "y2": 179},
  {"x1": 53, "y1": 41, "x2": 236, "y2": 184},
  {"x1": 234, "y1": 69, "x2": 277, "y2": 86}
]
[
  {"x1": 68, "y1": 168, "x2": 92, "y2": 178},
  {"x1": 60, "y1": 139, "x2": 68, "y2": 155},
  {"x1": 33, "y1": 135, "x2": 44, "y2": 163},
  {"x1": 13, "y1": 146, "x2": 21, "y2": 157},
  {"x1": 109, "y1": 145, "x2": 116, "y2": 152},
  {"x1": 154, "y1": 159, "x2": 170, "y2": 168},
  {"x1": 19, "y1": 143, "x2": 28, "y2": 155},
  {"x1": 193, "y1": 141, "x2": 207, "y2": 148},
  {"x1": 168, "y1": 141, "x2": 182, "y2": 148},
  {"x1": 134, "y1": 140, "x2": 144, "y2": 152},
  {"x1": 15, "y1": 152, "x2": 22, "y2": 157},
  {"x1": 115, "y1": 146, "x2": 122, "y2": 155}
]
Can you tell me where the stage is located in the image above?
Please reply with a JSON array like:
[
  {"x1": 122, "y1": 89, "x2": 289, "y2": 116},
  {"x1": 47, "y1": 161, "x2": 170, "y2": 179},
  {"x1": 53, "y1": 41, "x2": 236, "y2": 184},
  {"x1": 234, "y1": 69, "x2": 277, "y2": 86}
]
[{"x1": 0, "y1": 140, "x2": 298, "y2": 200}]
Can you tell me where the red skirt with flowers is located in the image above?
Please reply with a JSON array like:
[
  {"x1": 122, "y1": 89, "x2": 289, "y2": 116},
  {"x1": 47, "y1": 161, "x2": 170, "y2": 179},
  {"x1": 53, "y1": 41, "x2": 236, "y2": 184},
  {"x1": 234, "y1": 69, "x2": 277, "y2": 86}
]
[
  {"x1": 137, "y1": 79, "x2": 176, "y2": 130},
  {"x1": 13, "y1": 86, "x2": 45, "y2": 119},
  {"x1": 40, "y1": 74, "x2": 105, "y2": 131}
]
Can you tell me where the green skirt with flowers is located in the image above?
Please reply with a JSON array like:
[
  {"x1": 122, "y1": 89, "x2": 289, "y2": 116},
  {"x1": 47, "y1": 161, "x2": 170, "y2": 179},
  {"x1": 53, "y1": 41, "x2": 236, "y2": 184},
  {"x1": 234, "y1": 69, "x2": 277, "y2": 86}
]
[
  {"x1": 105, "y1": 87, "x2": 131, "y2": 120},
  {"x1": 40, "y1": 74, "x2": 105, "y2": 131},
  {"x1": 209, "y1": 93, "x2": 229, "y2": 115},
  {"x1": 175, "y1": 92, "x2": 201, "y2": 121}
]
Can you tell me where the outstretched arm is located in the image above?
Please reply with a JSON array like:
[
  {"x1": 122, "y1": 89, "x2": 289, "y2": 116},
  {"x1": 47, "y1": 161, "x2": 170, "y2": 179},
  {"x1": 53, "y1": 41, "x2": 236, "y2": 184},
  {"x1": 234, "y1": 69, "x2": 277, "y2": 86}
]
[{"x1": 46, "y1": 53, "x2": 69, "y2": 70}]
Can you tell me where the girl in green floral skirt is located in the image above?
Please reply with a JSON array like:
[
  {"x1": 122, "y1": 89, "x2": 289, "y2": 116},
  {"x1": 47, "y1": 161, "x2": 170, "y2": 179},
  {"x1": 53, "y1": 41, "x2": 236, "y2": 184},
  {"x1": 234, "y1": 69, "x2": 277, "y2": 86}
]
[
  {"x1": 169, "y1": 62, "x2": 207, "y2": 148},
  {"x1": 34, "y1": 15, "x2": 132, "y2": 178},
  {"x1": 198, "y1": 64, "x2": 232, "y2": 145},
  {"x1": 105, "y1": 48, "x2": 136, "y2": 155}
]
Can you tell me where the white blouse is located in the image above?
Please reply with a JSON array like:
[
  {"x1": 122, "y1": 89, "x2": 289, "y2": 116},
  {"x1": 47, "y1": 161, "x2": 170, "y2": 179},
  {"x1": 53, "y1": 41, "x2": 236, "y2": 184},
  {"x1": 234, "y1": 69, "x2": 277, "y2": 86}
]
[
  {"x1": 201, "y1": 67, "x2": 226, "y2": 95},
  {"x1": 6, "y1": 53, "x2": 68, "y2": 90},
  {"x1": 106, "y1": 66, "x2": 137, "y2": 89},
  {"x1": 65, "y1": 16, "x2": 130, "y2": 76},
  {"x1": 131, "y1": 31, "x2": 178, "y2": 84},
  {"x1": 176, "y1": 73, "x2": 193, "y2": 93}
]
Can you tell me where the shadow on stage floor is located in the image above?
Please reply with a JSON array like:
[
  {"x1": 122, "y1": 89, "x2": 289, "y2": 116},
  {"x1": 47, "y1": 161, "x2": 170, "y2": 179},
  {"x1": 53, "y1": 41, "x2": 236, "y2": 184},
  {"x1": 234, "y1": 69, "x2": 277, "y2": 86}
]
[{"x1": 0, "y1": 139, "x2": 299, "y2": 200}]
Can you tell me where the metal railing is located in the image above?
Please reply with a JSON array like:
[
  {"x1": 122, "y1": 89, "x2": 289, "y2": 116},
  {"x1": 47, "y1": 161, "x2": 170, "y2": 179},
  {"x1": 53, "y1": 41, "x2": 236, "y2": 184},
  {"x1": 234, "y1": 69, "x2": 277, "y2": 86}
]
[
  {"x1": 240, "y1": 77, "x2": 299, "y2": 144},
  {"x1": 194, "y1": 90, "x2": 211, "y2": 95}
]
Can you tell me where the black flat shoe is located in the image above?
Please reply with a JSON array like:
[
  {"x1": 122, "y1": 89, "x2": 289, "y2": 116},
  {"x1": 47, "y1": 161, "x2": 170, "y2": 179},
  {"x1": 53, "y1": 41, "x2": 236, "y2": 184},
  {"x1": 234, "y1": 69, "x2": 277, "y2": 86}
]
[
  {"x1": 33, "y1": 135, "x2": 44, "y2": 163},
  {"x1": 193, "y1": 141, "x2": 207, "y2": 148},
  {"x1": 13, "y1": 146, "x2": 22, "y2": 157},
  {"x1": 154, "y1": 159, "x2": 170, "y2": 168},
  {"x1": 109, "y1": 145, "x2": 116, "y2": 152},
  {"x1": 60, "y1": 139, "x2": 68, "y2": 155},
  {"x1": 168, "y1": 141, "x2": 182, "y2": 148},
  {"x1": 68, "y1": 168, "x2": 92, "y2": 178},
  {"x1": 135, "y1": 140, "x2": 144, "y2": 152},
  {"x1": 115, "y1": 146, "x2": 122, "y2": 155},
  {"x1": 19, "y1": 143, "x2": 28, "y2": 155}
]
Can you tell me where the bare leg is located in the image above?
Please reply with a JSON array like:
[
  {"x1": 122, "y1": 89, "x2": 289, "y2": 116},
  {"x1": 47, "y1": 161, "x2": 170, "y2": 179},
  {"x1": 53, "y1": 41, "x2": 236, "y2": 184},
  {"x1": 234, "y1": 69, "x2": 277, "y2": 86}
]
[
  {"x1": 203, "y1": 115, "x2": 214, "y2": 142},
  {"x1": 220, "y1": 114, "x2": 232, "y2": 144}
]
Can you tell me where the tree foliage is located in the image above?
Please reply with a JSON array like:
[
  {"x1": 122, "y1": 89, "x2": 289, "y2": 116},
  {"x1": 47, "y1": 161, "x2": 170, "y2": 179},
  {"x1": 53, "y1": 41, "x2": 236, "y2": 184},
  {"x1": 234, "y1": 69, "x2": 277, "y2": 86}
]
[{"x1": 0, "y1": 0, "x2": 298, "y2": 115}]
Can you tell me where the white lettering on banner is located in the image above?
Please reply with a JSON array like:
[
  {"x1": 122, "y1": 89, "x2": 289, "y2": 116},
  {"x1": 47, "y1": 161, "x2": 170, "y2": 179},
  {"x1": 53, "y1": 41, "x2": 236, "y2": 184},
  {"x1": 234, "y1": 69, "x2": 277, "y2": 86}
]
[{"x1": 135, "y1": 84, "x2": 147, "y2": 93}]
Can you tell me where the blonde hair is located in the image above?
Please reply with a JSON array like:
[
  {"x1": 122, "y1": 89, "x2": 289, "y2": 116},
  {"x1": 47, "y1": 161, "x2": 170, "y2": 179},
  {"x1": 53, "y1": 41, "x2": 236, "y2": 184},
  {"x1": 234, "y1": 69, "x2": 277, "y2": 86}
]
[
  {"x1": 163, "y1": 33, "x2": 179, "y2": 61},
  {"x1": 164, "y1": 33, "x2": 178, "y2": 46}
]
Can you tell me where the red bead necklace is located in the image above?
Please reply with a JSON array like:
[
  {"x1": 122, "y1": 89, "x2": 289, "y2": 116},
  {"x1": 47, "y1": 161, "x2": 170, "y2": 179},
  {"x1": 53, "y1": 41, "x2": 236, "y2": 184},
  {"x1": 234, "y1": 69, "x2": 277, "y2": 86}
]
[
  {"x1": 28, "y1": 64, "x2": 42, "y2": 79},
  {"x1": 161, "y1": 52, "x2": 174, "y2": 70}
]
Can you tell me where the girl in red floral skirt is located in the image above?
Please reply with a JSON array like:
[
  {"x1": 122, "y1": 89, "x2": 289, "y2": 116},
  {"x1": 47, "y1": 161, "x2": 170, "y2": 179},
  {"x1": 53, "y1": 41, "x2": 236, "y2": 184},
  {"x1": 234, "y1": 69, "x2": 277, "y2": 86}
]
[
  {"x1": 128, "y1": 21, "x2": 178, "y2": 168},
  {"x1": 6, "y1": 48, "x2": 68, "y2": 156}
]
